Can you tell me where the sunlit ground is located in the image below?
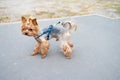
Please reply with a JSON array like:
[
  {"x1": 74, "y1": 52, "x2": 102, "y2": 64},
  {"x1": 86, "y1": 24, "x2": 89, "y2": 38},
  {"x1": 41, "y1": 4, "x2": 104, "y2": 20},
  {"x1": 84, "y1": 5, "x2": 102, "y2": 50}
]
[{"x1": 0, "y1": 0, "x2": 120, "y2": 23}]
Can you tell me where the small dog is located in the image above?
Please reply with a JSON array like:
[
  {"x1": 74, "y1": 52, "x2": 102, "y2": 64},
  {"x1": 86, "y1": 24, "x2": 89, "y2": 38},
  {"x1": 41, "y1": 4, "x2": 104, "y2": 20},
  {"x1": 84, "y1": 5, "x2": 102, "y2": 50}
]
[{"x1": 21, "y1": 16, "x2": 78, "y2": 59}]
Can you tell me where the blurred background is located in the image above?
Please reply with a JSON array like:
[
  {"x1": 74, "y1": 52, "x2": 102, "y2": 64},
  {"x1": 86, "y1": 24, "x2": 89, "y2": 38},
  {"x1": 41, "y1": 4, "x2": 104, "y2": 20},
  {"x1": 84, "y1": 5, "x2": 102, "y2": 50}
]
[{"x1": 0, "y1": 0, "x2": 120, "y2": 23}]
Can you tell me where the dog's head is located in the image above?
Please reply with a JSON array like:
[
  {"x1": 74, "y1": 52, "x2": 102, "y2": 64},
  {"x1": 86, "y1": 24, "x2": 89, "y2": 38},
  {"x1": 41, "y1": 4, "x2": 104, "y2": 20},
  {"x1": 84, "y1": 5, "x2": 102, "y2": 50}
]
[{"x1": 21, "y1": 16, "x2": 39, "y2": 36}]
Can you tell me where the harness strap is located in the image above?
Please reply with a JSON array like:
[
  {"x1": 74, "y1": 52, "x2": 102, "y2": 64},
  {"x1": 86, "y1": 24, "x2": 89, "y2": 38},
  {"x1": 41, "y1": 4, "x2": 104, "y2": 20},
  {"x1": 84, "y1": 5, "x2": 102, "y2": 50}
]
[
  {"x1": 35, "y1": 25, "x2": 54, "y2": 40},
  {"x1": 34, "y1": 21, "x2": 61, "y2": 40}
]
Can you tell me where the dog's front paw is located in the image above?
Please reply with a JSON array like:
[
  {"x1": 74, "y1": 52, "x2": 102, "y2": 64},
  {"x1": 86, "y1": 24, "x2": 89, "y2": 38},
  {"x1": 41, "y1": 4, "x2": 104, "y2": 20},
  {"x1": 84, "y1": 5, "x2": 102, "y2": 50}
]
[
  {"x1": 32, "y1": 52, "x2": 39, "y2": 56},
  {"x1": 32, "y1": 43, "x2": 40, "y2": 56}
]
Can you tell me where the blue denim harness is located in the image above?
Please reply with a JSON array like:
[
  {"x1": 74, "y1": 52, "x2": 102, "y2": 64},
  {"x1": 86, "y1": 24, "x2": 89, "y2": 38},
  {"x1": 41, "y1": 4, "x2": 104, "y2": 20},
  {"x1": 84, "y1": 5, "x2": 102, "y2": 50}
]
[{"x1": 35, "y1": 21, "x2": 61, "y2": 40}]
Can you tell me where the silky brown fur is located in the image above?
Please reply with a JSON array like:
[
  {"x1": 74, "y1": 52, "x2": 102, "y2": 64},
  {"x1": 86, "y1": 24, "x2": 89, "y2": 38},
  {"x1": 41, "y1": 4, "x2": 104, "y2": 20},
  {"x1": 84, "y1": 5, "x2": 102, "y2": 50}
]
[
  {"x1": 21, "y1": 16, "x2": 77, "y2": 59},
  {"x1": 21, "y1": 16, "x2": 49, "y2": 58}
]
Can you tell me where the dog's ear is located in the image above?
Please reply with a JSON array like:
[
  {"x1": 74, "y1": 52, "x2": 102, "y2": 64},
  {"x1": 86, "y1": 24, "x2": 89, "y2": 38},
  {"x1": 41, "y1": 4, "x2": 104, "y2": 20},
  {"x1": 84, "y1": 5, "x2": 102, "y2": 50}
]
[
  {"x1": 32, "y1": 18, "x2": 38, "y2": 25},
  {"x1": 21, "y1": 16, "x2": 26, "y2": 23}
]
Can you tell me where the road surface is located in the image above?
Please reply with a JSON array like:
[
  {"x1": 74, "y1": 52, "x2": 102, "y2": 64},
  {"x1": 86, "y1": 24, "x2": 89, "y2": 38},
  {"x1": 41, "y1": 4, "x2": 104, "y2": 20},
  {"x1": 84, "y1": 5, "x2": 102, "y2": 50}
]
[{"x1": 0, "y1": 15, "x2": 120, "y2": 80}]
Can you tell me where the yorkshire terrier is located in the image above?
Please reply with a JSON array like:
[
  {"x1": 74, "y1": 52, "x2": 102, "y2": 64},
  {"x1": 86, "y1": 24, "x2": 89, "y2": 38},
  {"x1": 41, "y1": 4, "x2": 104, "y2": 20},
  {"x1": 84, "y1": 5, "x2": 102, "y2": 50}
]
[{"x1": 21, "y1": 16, "x2": 78, "y2": 59}]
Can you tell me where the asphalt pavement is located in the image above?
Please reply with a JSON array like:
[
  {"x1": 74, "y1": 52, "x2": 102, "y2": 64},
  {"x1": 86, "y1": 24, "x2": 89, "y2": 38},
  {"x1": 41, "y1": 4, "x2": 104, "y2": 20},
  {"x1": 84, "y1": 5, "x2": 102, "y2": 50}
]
[{"x1": 0, "y1": 15, "x2": 120, "y2": 80}]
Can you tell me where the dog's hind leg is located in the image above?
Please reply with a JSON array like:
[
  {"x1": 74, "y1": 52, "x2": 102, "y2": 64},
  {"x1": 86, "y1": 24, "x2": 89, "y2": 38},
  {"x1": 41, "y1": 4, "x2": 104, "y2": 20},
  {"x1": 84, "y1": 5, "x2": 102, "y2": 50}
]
[
  {"x1": 64, "y1": 32, "x2": 74, "y2": 48},
  {"x1": 61, "y1": 43, "x2": 72, "y2": 59},
  {"x1": 67, "y1": 41, "x2": 74, "y2": 48}
]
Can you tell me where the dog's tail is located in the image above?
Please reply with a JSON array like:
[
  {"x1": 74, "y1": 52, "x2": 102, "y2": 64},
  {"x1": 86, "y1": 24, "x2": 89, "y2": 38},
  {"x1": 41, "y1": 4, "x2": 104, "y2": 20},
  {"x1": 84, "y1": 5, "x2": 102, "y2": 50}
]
[{"x1": 62, "y1": 21, "x2": 78, "y2": 31}]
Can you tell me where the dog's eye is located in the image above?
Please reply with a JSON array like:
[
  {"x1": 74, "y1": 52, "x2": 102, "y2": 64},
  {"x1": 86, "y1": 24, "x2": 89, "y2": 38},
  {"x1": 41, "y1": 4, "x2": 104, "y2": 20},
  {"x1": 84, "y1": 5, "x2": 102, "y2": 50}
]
[
  {"x1": 29, "y1": 29, "x2": 33, "y2": 31},
  {"x1": 22, "y1": 28, "x2": 25, "y2": 31}
]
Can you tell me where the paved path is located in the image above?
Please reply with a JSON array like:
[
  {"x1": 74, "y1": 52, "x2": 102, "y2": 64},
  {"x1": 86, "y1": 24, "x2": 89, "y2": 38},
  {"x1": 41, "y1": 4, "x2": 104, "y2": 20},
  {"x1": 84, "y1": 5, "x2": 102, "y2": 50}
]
[{"x1": 0, "y1": 15, "x2": 120, "y2": 80}]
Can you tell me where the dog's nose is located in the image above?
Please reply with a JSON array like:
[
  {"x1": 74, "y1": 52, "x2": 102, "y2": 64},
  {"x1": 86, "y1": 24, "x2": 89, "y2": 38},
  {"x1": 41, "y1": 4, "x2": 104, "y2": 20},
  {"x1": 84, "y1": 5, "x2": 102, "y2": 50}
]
[{"x1": 25, "y1": 32, "x2": 28, "y2": 35}]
